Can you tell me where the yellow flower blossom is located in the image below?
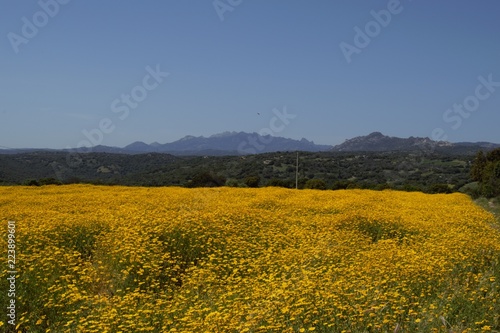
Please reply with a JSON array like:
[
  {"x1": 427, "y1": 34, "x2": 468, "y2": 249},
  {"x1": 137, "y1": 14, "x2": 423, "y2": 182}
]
[{"x1": 0, "y1": 185, "x2": 499, "y2": 332}]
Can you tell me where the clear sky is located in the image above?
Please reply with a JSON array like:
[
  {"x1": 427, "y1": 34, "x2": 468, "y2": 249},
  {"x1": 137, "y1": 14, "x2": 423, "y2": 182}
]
[{"x1": 1, "y1": 0, "x2": 499, "y2": 149}]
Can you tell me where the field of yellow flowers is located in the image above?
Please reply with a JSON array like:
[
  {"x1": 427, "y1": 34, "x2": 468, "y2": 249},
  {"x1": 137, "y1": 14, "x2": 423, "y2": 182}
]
[{"x1": 1, "y1": 185, "x2": 500, "y2": 332}]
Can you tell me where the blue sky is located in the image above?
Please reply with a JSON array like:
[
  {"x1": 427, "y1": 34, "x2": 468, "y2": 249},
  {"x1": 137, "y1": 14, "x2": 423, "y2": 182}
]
[{"x1": 1, "y1": 0, "x2": 499, "y2": 149}]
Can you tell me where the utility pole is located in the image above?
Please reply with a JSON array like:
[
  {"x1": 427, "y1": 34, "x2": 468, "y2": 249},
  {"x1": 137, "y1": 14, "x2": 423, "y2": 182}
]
[{"x1": 295, "y1": 151, "x2": 299, "y2": 189}]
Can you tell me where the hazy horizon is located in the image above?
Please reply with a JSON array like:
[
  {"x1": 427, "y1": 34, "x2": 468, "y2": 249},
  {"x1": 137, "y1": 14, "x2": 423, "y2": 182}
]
[
  {"x1": 1, "y1": 1, "x2": 499, "y2": 149},
  {"x1": 2, "y1": 129, "x2": 500, "y2": 151}
]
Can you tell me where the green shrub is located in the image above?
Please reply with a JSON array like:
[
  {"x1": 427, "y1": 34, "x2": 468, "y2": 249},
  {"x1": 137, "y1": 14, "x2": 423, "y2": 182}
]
[{"x1": 304, "y1": 179, "x2": 326, "y2": 190}]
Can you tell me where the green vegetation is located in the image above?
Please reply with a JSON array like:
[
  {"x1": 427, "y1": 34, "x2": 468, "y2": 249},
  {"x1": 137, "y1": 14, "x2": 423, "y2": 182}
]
[
  {"x1": 0, "y1": 149, "x2": 496, "y2": 196},
  {"x1": 475, "y1": 196, "x2": 500, "y2": 225},
  {"x1": 470, "y1": 148, "x2": 500, "y2": 197}
]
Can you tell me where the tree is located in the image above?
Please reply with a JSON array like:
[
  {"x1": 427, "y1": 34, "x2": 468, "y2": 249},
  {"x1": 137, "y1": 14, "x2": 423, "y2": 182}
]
[
  {"x1": 481, "y1": 161, "x2": 500, "y2": 197},
  {"x1": 470, "y1": 150, "x2": 487, "y2": 181},
  {"x1": 469, "y1": 148, "x2": 500, "y2": 197},
  {"x1": 487, "y1": 148, "x2": 500, "y2": 163}
]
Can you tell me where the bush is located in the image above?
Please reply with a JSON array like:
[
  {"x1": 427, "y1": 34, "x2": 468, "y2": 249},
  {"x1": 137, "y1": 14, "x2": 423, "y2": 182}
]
[
  {"x1": 39, "y1": 177, "x2": 62, "y2": 186},
  {"x1": 266, "y1": 178, "x2": 293, "y2": 188},
  {"x1": 304, "y1": 179, "x2": 326, "y2": 190},
  {"x1": 24, "y1": 179, "x2": 40, "y2": 186},
  {"x1": 64, "y1": 177, "x2": 83, "y2": 185},
  {"x1": 331, "y1": 180, "x2": 352, "y2": 190},
  {"x1": 427, "y1": 183, "x2": 453, "y2": 194},
  {"x1": 459, "y1": 182, "x2": 481, "y2": 199},
  {"x1": 374, "y1": 183, "x2": 392, "y2": 191},
  {"x1": 244, "y1": 176, "x2": 260, "y2": 188},
  {"x1": 225, "y1": 179, "x2": 240, "y2": 187},
  {"x1": 187, "y1": 172, "x2": 226, "y2": 188},
  {"x1": 401, "y1": 184, "x2": 423, "y2": 192}
]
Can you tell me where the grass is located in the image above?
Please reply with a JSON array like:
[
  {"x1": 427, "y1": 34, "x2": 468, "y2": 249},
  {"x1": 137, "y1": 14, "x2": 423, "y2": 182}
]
[{"x1": 475, "y1": 196, "x2": 500, "y2": 226}]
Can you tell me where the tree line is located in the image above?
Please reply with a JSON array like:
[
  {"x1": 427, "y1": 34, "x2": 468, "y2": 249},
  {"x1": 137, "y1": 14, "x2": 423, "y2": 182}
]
[{"x1": 470, "y1": 148, "x2": 500, "y2": 197}]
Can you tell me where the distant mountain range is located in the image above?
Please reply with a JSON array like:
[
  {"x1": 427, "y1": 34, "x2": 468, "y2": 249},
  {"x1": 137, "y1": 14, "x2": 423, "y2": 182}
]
[
  {"x1": 0, "y1": 132, "x2": 330, "y2": 156},
  {"x1": 120, "y1": 131, "x2": 331, "y2": 155},
  {"x1": 1, "y1": 131, "x2": 498, "y2": 155},
  {"x1": 330, "y1": 132, "x2": 500, "y2": 153}
]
